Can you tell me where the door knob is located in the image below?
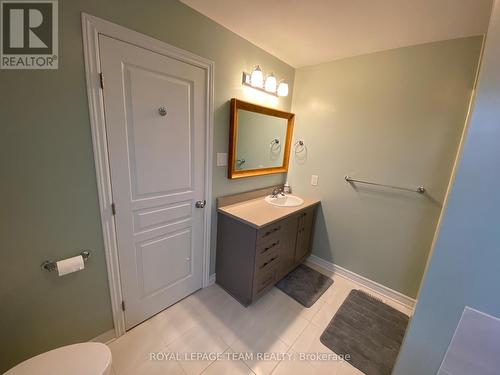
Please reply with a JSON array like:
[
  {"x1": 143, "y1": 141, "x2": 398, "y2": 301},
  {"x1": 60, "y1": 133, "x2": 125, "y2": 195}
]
[
  {"x1": 195, "y1": 200, "x2": 206, "y2": 208},
  {"x1": 158, "y1": 106, "x2": 167, "y2": 116}
]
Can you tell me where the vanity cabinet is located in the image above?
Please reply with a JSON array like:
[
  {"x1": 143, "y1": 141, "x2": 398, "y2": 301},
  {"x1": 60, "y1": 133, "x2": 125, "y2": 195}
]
[
  {"x1": 216, "y1": 205, "x2": 317, "y2": 306},
  {"x1": 294, "y1": 209, "x2": 315, "y2": 263}
]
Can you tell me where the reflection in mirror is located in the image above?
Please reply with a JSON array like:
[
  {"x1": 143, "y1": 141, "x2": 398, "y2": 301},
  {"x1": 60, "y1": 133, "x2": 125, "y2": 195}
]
[
  {"x1": 228, "y1": 98, "x2": 295, "y2": 179},
  {"x1": 235, "y1": 109, "x2": 288, "y2": 171}
]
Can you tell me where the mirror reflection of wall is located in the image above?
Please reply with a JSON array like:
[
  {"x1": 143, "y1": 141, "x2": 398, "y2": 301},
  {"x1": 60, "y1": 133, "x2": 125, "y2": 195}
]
[{"x1": 235, "y1": 109, "x2": 288, "y2": 171}]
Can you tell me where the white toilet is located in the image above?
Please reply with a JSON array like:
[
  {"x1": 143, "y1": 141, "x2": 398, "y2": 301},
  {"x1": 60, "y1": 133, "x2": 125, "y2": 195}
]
[{"x1": 5, "y1": 342, "x2": 112, "y2": 375}]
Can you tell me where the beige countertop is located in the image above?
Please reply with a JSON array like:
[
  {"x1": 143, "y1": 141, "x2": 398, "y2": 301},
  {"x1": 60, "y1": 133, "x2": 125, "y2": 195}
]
[{"x1": 218, "y1": 196, "x2": 320, "y2": 229}]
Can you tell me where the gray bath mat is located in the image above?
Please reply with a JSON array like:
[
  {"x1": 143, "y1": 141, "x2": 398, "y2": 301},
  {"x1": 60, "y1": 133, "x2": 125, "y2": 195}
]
[
  {"x1": 276, "y1": 264, "x2": 333, "y2": 307},
  {"x1": 320, "y1": 289, "x2": 409, "y2": 375}
]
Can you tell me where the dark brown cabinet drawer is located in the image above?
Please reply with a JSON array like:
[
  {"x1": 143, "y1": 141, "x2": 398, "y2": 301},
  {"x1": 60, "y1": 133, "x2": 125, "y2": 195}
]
[
  {"x1": 256, "y1": 238, "x2": 281, "y2": 261},
  {"x1": 255, "y1": 245, "x2": 280, "y2": 279},
  {"x1": 257, "y1": 222, "x2": 282, "y2": 244},
  {"x1": 253, "y1": 264, "x2": 278, "y2": 298}
]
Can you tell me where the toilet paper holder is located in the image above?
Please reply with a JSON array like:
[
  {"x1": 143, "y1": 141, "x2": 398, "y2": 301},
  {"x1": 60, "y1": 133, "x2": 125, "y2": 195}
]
[{"x1": 41, "y1": 250, "x2": 91, "y2": 272}]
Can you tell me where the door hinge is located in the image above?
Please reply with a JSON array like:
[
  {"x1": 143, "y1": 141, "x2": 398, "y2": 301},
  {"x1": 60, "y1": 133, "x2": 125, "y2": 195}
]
[
  {"x1": 99, "y1": 72, "x2": 104, "y2": 89},
  {"x1": 111, "y1": 203, "x2": 116, "y2": 216},
  {"x1": 121, "y1": 300, "x2": 126, "y2": 311}
]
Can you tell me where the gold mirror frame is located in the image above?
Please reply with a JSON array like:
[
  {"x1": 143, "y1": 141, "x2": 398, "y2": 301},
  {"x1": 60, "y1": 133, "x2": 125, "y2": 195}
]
[{"x1": 228, "y1": 98, "x2": 295, "y2": 179}]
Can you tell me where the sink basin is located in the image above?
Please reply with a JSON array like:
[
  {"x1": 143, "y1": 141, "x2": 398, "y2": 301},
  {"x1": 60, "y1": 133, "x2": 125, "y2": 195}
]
[{"x1": 265, "y1": 194, "x2": 304, "y2": 207}]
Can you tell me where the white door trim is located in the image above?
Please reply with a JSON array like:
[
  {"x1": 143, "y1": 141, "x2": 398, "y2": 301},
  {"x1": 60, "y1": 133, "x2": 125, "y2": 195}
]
[{"x1": 81, "y1": 13, "x2": 214, "y2": 337}]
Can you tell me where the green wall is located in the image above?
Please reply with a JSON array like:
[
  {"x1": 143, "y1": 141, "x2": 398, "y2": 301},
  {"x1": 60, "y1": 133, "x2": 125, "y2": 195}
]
[
  {"x1": 0, "y1": 0, "x2": 293, "y2": 370},
  {"x1": 288, "y1": 37, "x2": 482, "y2": 298},
  {"x1": 394, "y1": 2, "x2": 500, "y2": 373}
]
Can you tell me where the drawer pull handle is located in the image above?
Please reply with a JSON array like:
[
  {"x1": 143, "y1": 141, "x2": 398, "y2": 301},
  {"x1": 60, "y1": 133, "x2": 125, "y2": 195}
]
[
  {"x1": 263, "y1": 226, "x2": 281, "y2": 237},
  {"x1": 260, "y1": 256, "x2": 278, "y2": 270},
  {"x1": 261, "y1": 241, "x2": 279, "y2": 254}
]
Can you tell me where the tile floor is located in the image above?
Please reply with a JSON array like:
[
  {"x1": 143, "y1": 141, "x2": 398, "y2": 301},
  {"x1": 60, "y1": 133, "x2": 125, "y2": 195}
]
[{"x1": 108, "y1": 263, "x2": 413, "y2": 375}]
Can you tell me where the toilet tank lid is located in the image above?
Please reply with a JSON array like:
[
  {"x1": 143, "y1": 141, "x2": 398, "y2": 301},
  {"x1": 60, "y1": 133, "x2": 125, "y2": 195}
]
[{"x1": 5, "y1": 342, "x2": 112, "y2": 375}]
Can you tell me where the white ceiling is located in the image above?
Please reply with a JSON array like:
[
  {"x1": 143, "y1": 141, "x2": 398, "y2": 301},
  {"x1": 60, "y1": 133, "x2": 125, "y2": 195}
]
[{"x1": 181, "y1": 0, "x2": 493, "y2": 67}]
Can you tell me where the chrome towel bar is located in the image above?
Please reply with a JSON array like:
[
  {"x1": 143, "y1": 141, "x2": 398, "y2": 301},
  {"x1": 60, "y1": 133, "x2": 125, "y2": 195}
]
[{"x1": 345, "y1": 176, "x2": 426, "y2": 194}]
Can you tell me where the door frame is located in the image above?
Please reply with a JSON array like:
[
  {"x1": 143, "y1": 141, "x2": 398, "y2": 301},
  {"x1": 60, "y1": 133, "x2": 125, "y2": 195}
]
[{"x1": 81, "y1": 13, "x2": 214, "y2": 337}]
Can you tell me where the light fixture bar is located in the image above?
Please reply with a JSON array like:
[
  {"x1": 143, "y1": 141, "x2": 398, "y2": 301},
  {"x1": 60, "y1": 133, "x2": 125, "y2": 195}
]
[{"x1": 242, "y1": 72, "x2": 279, "y2": 97}]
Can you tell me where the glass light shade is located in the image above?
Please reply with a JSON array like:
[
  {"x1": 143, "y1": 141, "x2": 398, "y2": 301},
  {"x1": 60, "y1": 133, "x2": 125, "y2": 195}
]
[
  {"x1": 264, "y1": 74, "x2": 277, "y2": 93},
  {"x1": 250, "y1": 66, "x2": 264, "y2": 88},
  {"x1": 277, "y1": 81, "x2": 289, "y2": 97}
]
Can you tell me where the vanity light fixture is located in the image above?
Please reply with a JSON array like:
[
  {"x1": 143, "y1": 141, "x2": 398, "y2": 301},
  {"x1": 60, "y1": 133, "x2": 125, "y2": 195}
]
[
  {"x1": 264, "y1": 73, "x2": 277, "y2": 93},
  {"x1": 242, "y1": 66, "x2": 288, "y2": 97},
  {"x1": 250, "y1": 65, "x2": 264, "y2": 88},
  {"x1": 277, "y1": 81, "x2": 289, "y2": 97}
]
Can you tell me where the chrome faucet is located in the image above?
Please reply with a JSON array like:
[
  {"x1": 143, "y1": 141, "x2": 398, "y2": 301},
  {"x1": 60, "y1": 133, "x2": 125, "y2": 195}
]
[{"x1": 271, "y1": 186, "x2": 286, "y2": 198}]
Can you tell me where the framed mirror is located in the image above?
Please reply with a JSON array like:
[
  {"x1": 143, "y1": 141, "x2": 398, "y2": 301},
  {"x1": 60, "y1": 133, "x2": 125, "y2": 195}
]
[{"x1": 228, "y1": 98, "x2": 295, "y2": 179}]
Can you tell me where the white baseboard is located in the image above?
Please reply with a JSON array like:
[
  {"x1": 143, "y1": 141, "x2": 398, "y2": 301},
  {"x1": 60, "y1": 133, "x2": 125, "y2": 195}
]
[
  {"x1": 208, "y1": 273, "x2": 216, "y2": 286},
  {"x1": 306, "y1": 254, "x2": 416, "y2": 310},
  {"x1": 90, "y1": 329, "x2": 116, "y2": 344}
]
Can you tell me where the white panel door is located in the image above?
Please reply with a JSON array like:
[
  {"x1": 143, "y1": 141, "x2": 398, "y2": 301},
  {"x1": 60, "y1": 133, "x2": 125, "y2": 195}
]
[{"x1": 99, "y1": 35, "x2": 206, "y2": 329}]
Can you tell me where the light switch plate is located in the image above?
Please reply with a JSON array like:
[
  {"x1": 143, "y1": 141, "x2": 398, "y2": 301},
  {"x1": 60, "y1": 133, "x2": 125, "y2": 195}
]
[
  {"x1": 311, "y1": 175, "x2": 319, "y2": 186},
  {"x1": 217, "y1": 153, "x2": 227, "y2": 167}
]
